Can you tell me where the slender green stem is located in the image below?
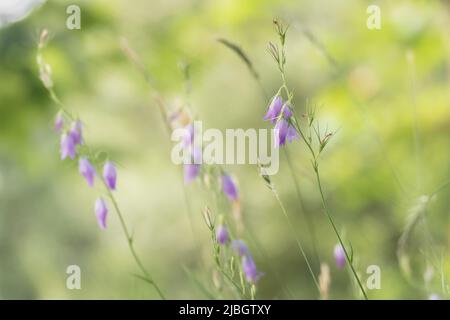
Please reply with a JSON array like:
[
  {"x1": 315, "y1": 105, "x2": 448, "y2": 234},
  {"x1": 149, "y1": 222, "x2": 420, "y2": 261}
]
[
  {"x1": 270, "y1": 184, "x2": 320, "y2": 293},
  {"x1": 289, "y1": 95, "x2": 368, "y2": 299},
  {"x1": 284, "y1": 148, "x2": 320, "y2": 266},
  {"x1": 40, "y1": 39, "x2": 166, "y2": 299},
  {"x1": 313, "y1": 164, "x2": 368, "y2": 300},
  {"x1": 104, "y1": 185, "x2": 166, "y2": 299}
]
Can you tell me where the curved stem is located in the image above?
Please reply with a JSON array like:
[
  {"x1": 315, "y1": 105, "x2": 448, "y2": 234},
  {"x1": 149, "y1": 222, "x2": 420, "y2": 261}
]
[
  {"x1": 284, "y1": 148, "x2": 320, "y2": 266},
  {"x1": 39, "y1": 39, "x2": 166, "y2": 299},
  {"x1": 105, "y1": 186, "x2": 166, "y2": 299},
  {"x1": 313, "y1": 165, "x2": 368, "y2": 300}
]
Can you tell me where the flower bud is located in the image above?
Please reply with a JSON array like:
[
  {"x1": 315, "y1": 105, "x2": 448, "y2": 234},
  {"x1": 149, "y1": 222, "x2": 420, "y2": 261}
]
[
  {"x1": 79, "y1": 157, "x2": 96, "y2": 187},
  {"x1": 95, "y1": 198, "x2": 108, "y2": 229},
  {"x1": 334, "y1": 244, "x2": 346, "y2": 269},
  {"x1": 184, "y1": 164, "x2": 200, "y2": 184},
  {"x1": 263, "y1": 96, "x2": 283, "y2": 124},
  {"x1": 60, "y1": 133, "x2": 76, "y2": 160},
  {"x1": 103, "y1": 161, "x2": 117, "y2": 190},
  {"x1": 69, "y1": 120, "x2": 83, "y2": 146},
  {"x1": 242, "y1": 255, "x2": 263, "y2": 284},
  {"x1": 221, "y1": 174, "x2": 239, "y2": 201},
  {"x1": 216, "y1": 225, "x2": 229, "y2": 245},
  {"x1": 55, "y1": 111, "x2": 64, "y2": 132},
  {"x1": 232, "y1": 240, "x2": 249, "y2": 257}
]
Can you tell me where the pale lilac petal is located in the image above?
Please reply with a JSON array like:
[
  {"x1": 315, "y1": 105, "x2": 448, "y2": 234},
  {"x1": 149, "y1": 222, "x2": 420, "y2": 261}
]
[
  {"x1": 334, "y1": 244, "x2": 346, "y2": 269},
  {"x1": 60, "y1": 133, "x2": 76, "y2": 160},
  {"x1": 216, "y1": 225, "x2": 229, "y2": 245},
  {"x1": 283, "y1": 104, "x2": 292, "y2": 118},
  {"x1": 274, "y1": 118, "x2": 289, "y2": 148},
  {"x1": 222, "y1": 174, "x2": 239, "y2": 201},
  {"x1": 242, "y1": 255, "x2": 263, "y2": 284},
  {"x1": 55, "y1": 112, "x2": 63, "y2": 132},
  {"x1": 69, "y1": 120, "x2": 83, "y2": 145},
  {"x1": 263, "y1": 96, "x2": 283, "y2": 124},
  {"x1": 103, "y1": 161, "x2": 117, "y2": 190},
  {"x1": 95, "y1": 198, "x2": 108, "y2": 229},
  {"x1": 184, "y1": 164, "x2": 200, "y2": 184},
  {"x1": 232, "y1": 240, "x2": 249, "y2": 257},
  {"x1": 79, "y1": 157, "x2": 96, "y2": 187},
  {"x1": 286, "y1": 125, "x2": 299, "y2": 143}
]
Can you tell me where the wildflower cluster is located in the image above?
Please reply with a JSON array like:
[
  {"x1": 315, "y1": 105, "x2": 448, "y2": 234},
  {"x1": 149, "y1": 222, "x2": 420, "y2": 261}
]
[
  {"x1": 38, "y1": 30, "x2": 165, "y2": 299},
  {"x1": 263, "y1": 95, "x2": 298, "y2": 147},
  {"x1": 203, "y1": 206, "x2": 262, "y2": 299},
  {"x1": 167, "y1": 101, "x2": 263, "y2": 295},
  {"x1": 54, "y1": 111, "x2": 117, "y2": 229},
  {"x1": 264, "y1": 19, "x2": 367, "y2": 299}
]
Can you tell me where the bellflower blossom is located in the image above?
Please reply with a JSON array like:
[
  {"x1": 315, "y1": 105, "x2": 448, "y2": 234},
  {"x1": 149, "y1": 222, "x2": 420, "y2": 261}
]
[
  {"x1": 95, "y1": 198, "x2": 108, "y2": 229},
  {"x1": 55, "y1": 111, "x2": 63, "y2": 132},
  {"x1": 263, "y1": 95, "x2": 283, "y2": 124},
  {"x1": 232, "y1": 239, "x2": 249, "y2": 257},
  {"x1": 79, "y1": 157, "x2": 96, "y2": 187},
  {"x1": 242, "y1": 254, "x2": 263, "y2": 284},
  {"x1": 60, "y1": 133, "x2": 76, "y2": 160},
  {"x1": 184, "y1": 163, "x2": 200, "y2": 184},
  {"x1": 264, "y1": 97, "x2": 299, "y2": 148},
  {"x1": 69, "y1": 120, "x2": 83, "y2": 146},
  {"x1": 222, "y1": 174, "x2": 239, "y2": 201},
  {"x1": 103, "y1": 161, "x2": 117, "y2": 190},
  {"x1": 216, "y1": 225, "x2": 229, "y2": 245},
  {"x1": 334, "y1": 244, "x2": 346, "y2": 269}
]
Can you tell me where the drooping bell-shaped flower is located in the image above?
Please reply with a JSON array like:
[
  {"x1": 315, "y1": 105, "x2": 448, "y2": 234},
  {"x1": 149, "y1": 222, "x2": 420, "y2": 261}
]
[
  {"x1": 60, "y1": 133, "x2": 76, "y2": 160},
  {"x1": 242, "y1": 255, "x2": 263, "y2": 284},
  {"x1": 79, "y1": 157, "x2": 96, "y2": 187},
  {"x1": 95, "y1": 198, "x2": 108, "y2": 229},
  {"x1": 103, "y1": 161, "x2": 117, "y2": 190},
  {"x1": 263, "y1": 96, "x2": 283, "y2": 124},
  {"x1": 69, "y1": 120, "x2": 83, "y2": 146},
  {"x1": 274, "y1": 118, "x2": 289, "y2": 148},
  {"x1": 184, "y1": 164, "x2": 200, "y2": 184},
  {"x1": 232, "y1": 240, "x2": 249, "y2": 257},
  {"x1": 334, "y1": 244, "x2": 346, "y2": 269},
  {"x1": 222, "y1": 174, "x2": 239, "y2": 201},
  {"x1": 286, "y1": 124, "x2": 299, "y2": 143},
  {"x1": 55, "y1": 111, "x2": 64, "y2": 132},
  {"x1": 216, "y1": 225, "x2": 229, "y2": 245},
  {"x1": 282, "y1": 104, "x2": 293, "y2": 118}
]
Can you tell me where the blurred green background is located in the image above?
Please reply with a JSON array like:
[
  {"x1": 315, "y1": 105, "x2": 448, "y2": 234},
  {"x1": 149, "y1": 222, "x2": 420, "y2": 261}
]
[{"x1": 0, "y1": 0, "x2": 449, "y2": 299}]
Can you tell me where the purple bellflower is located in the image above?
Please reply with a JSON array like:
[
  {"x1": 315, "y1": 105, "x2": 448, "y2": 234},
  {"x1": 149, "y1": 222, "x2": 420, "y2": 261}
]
[
  {"x1": 79, "y1": 157, "x2": 96, "y2": 187},
  {"x1": 95, "y1": 198, "x2": 108, "y2": 229},
  {"x1": 69, "y1": 120, "x2": 83, "y2": 146},
  {"x1": 184, "y1": 164, "x2": 200, "y2": 184},
  {"x1": 222, "y1": 174, "x2": 239, "y2": 201},
  {"x1": 232, "y1": 240, "x2": 249, "y2": 257},
  {"x1": 242, "y1": 254, "x2": 263, "y2": 284},
  {"x1": 263, "y1": 96, "x2": 283, "y2": 124},
  {"x1": 60, "y1": 133, "x2": 76, "y2": 160},
  {"x1": 55, "y1": 112, "x2": 64, "y2": 132},
  {"x1": 216, "y1": 225, "x2": 229, "y2": 245},
  {"x1": 103, "y1": 161, "x2": 117, "y2": 191},
  {"x1": 334, "y1": 244, "x2": 346, "y2": 269}
]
